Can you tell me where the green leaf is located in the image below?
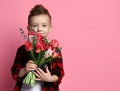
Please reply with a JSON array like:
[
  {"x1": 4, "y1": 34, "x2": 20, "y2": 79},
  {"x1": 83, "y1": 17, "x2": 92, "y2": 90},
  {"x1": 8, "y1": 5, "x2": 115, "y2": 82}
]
[{"x1": 23, "y1": 72, "x2": 36, "y2": 86}]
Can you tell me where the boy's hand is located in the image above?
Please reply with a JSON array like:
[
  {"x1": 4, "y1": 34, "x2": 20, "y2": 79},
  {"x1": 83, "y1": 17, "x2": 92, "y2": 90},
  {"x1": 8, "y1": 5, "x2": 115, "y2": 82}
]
[
  {"x1": 18, "y1": 60, "x2": 37, "y2": 77},
  {"x1": 33, "y1": 67, "x2": 58, "y2": 82},
  {"x1": 25, "y1": 60, "x2": 37, "y2": 73}
]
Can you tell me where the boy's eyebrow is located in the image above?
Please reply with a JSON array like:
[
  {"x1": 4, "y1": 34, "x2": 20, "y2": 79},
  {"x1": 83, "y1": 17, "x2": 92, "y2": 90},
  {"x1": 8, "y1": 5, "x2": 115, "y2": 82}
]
[
  {"x1": 30, "y1": 23, "x2": 38, "y2": 26},
  {"x1": 41, "y1": 23, "x2": 49, "y2": 25},
  {"x1": 30, "y1": 22, "x2": 50, "y2": 26}
]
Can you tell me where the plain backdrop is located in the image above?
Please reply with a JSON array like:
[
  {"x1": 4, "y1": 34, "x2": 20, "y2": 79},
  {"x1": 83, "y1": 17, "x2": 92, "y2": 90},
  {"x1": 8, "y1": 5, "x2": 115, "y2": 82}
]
[{"x1": 0, "y1": 0, "x2": 120, "y2": 91}]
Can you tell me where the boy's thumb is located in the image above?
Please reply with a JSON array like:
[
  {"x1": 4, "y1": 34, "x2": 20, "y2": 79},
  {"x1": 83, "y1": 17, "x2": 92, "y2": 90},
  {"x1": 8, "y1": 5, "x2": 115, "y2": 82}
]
[{"x1": 46, "y1": 66, "x2": 50, "y2": 73}]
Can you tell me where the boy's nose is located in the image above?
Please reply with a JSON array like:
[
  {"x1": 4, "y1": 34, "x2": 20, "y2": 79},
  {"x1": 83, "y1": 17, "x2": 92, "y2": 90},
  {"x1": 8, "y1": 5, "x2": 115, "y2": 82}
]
[
  {"x1": 37, "y1": 29, "x2": 42, "y2": 32},
  {"x1": 37, "y1": 27, "x2": 42, "y2": 32}
]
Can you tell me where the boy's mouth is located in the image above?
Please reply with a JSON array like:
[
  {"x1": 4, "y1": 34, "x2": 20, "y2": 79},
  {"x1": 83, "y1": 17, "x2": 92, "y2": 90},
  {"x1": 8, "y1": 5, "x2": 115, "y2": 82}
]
[{"x1": 37, "y1": 32, "x2": 45, "y2": 35}]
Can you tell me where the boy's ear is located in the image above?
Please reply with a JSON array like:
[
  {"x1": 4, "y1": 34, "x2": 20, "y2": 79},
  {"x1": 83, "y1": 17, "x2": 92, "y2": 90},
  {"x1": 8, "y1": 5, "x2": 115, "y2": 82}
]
[{"x1": 49, "y1": 25, "x2": 53, "y2": 32}]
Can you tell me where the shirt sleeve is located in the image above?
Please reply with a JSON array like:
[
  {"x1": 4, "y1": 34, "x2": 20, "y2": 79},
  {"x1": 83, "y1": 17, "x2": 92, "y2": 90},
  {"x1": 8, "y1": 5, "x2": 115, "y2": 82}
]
[
  {"x1": 51, "y1": 56, "x2": 65, "y2": 85},
  {"x1": 11, "y1": 46, "x2": 26, "y2": 82}
]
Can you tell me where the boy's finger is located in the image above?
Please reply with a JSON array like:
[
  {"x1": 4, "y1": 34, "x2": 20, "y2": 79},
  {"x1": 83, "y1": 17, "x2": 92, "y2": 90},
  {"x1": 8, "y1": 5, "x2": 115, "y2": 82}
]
[
  {"x1": 37, "y1": 68, "x2": 45, "y2": 74},
  {"x1": 28, "y1": 60, "x2": 34, "y2": 63},
  {"x1": 35, "y1": 68, "x2": 43, "y2": 76},
  {"x1": 32, "y1": 71, "x2": 41, "y2": 78},
  {"x1": 46, "y1": 67, "x2": 50, "y2": 73},
  {"x1": 35, "y1": 78, "x2": 42, "y2": 81}
]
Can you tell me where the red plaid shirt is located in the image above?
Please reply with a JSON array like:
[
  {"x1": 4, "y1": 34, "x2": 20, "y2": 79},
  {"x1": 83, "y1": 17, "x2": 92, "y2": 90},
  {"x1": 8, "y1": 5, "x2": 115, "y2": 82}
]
[{"x1": 11, "y1": 45, "x2": 64, "y2": 91}]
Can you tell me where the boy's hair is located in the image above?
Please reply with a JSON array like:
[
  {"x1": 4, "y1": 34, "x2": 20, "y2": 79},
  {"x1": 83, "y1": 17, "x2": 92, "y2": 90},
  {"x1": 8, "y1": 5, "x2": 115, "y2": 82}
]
[{"x1": 28, "y1": 4, "x2": 51, "y2": 25}]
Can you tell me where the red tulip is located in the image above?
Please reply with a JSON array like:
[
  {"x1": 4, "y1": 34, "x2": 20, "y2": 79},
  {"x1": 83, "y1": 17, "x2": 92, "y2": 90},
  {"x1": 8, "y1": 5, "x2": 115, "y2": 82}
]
[
  {"x1": 24, "y1": 41, "x2": 32, "y2": 51},
  {"x1": 28, "y1": 31, "x2": 36, "y2": 35},
  {"x1": 36, "y1": 41, "x2": 46, "y2": 51},
  {"x1": 36, "y1": 33, "x2": 43, "y2": 41},
  {"x1": 50, "y1": 39, "x2": 59, "y2": 48},
  {"x1": 52, "y1": 52, "x2": 59, "y2": 58},
  {"x1": 35, "y1": 48, "x2": 41, "y2": 54}
]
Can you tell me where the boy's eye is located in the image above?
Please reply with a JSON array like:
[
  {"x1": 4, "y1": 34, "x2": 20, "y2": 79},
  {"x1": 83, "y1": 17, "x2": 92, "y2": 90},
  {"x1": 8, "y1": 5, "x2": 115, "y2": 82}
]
[
  {"x1": 31, "y1": 25, "x2": 39, "y2": 31},
  {"x1": 32, "y1": 25, "x2": 38, "y2": 27},
  {"x1": 42, "y1": 25, "x2": 47, "y2": 27}
]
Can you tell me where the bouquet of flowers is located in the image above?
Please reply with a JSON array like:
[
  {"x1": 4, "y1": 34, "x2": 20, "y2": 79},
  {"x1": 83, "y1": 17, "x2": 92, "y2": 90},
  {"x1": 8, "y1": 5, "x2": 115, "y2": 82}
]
[{"x1": 20, "y1": 28, "x2": 62, "y2": 86}]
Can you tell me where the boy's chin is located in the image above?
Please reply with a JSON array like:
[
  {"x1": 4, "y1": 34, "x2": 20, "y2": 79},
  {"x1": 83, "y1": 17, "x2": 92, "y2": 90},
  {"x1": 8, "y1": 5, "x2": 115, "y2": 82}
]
[
  {"x1": 42, "y1": 35, "x2": 47, "y2": 38},
  {"x1": 43, "y1": 34, "x2": 49, "y2": 38}
]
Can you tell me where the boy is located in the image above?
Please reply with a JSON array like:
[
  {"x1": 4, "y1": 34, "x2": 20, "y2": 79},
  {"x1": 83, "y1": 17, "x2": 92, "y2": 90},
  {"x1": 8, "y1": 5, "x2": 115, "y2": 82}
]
[{"x1": 11, "y1": 4, "x2": 64, "y2": 91}]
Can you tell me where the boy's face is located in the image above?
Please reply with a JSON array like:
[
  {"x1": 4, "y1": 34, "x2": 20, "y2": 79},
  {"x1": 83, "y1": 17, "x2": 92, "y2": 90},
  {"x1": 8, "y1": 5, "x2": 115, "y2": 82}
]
[{"x1": 28, "y1": 14, "x2": 52, "y2": 37}]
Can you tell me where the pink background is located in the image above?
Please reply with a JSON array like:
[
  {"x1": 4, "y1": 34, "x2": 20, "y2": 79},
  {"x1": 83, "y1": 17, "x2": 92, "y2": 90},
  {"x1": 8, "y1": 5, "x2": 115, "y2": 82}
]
[{"x1": 0, "y1": 0, "x2": 120, "y2": 91}]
